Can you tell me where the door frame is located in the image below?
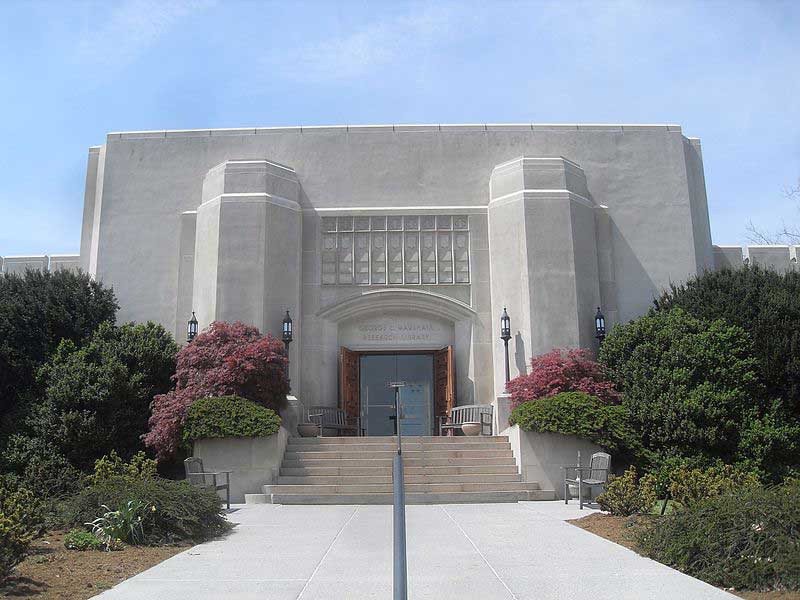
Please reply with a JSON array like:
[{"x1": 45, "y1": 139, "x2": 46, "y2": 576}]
[
  {"x1": 339, "y1": 346, "x2": 454, "y2": 436},
  {"x1": 358, "y1": 351, "x2": 436, "y2": 437}
]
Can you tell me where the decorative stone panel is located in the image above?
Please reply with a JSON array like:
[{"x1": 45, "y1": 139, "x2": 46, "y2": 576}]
[{"x1": 321, "y1": 215, "x2": 470, "y2": 286}]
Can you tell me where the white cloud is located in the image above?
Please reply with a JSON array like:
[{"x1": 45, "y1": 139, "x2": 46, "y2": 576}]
[
  {"x1": 75, "y1": 0, "x2": 215, "y2": 68},
  {"x1": 278, "y1": 5, "x2": 468, "y2": 82}
]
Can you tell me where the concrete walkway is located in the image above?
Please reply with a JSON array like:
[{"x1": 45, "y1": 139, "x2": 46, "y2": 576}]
[{"x1": 94, "y1": 502, "x2": 736, "y2": 599}]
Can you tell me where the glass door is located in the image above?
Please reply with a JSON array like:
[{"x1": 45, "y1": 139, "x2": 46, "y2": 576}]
[{"x1": 359, "y1": 354, "x2": 434, "y2": 436}]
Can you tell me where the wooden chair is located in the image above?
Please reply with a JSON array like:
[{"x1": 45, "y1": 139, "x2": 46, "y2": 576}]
[
  {"x1": 563, "y1": 451, "x2": 611, "y2": 509},
  {"x1": 438, "y1": 405, "x2": 493, "y2": 436},
  {"x1": 184, "y1": 457, "x2": 231, "y2": 509},
  {"x1": 307, "y1": 406, "x2": 361, "y2": 436}
]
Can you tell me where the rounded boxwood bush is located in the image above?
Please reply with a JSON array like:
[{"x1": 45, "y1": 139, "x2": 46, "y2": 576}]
[
  {"x1": 508, "y1": 391, "x2": 639, "y2": 455},
  {"x1": 181, "y1": 395, "x2": 281, "y2": 446},
  {"x1": 638, "y1": 480, "x2": 800, "y2": 591}
]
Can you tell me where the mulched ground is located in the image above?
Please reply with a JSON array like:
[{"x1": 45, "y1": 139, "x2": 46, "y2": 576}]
[
  {"x1": 568, "y1": 513, "x2": 800, "y2": 600},
  {"x1": 0, "y1": 531, "x2": 188, "y2": 599}
]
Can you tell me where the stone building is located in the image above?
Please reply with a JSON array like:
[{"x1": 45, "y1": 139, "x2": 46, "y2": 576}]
[{"x1": 3, "y1": 123, "x2": 797, "y2": 437}]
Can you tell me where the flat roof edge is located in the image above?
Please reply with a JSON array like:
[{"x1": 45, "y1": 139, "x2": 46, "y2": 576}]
[{"x1": 107, "y1": 123, "x2": 686, "y2": 140}]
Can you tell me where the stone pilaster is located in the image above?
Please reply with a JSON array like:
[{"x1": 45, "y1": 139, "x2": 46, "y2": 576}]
[
  {"x1": 487, "y1": 157, "x2": 601, "y2": 395},
  {"x1": 193, "y1": 160, "x2": 302, "y2": 383}
]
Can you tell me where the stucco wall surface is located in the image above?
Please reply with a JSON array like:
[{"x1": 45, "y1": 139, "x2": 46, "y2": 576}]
[
  {"x1": 192, "y1": 427, "x2": 289, "y2": 503},
  {"x1": 502, "y1": 424, "x2": 604, "y2": 500},
  {"x1": 82, "y1": 124, "x2": 708, "y2": 333}
]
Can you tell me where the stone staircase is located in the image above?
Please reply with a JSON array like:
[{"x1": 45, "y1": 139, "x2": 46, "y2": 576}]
[{"x1": 250, "y1": 435, "x2": 555, "y2": 504}]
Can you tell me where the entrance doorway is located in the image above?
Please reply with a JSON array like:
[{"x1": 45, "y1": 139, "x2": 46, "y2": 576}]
[
  {"x1": 360, "y1": 354, "x2": 433, "y2": 436},
  {"x1": 339, "y1": 346, "x2": 455, "y2": 436}
]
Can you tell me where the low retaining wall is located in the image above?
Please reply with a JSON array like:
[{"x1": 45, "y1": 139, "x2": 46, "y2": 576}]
[
  {"x1": 193, "y1": 426, "x2": 289, "y2": 503},
  {"x1": 502, "y1": 424, "x2": 603, "y2": 500}
]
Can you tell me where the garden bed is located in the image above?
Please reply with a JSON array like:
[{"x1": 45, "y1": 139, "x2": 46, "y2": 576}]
[
  {"x1": 569, "y1": 514, "x2": 800, "y2": 600},
  {"x1": 0, "y1": 530, "x2": 188, "y2": 599}
]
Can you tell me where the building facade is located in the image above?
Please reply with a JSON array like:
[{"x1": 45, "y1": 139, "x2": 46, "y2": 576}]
[{"x1": 3, "y1": 123, "x2": 797, "y2": 436}]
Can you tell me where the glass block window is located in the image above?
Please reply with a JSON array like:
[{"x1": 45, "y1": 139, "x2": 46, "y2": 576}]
[{"x1": 321, "y1": 215, "x2": 470, "y2": 285}]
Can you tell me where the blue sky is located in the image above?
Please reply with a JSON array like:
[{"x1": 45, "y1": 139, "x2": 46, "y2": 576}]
[{"x1": 0, "y1": 0, "x2": 798, "y2": 255}]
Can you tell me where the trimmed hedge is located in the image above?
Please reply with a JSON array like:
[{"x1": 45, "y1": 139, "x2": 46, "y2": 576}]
[
  {"x1": 638, "y1": 481, "x2": 800, "y2": 591},
  {"x1": 181, "y1": 395, "x2": 281, "y2": 446},
  {"x1": 508, "y1": 392, "x2": 638, "y2": 455}
]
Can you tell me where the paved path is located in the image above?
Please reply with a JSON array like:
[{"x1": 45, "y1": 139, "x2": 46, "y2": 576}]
[{"x1": 94, "y1": 502, "x2": 736, "y2": 599}]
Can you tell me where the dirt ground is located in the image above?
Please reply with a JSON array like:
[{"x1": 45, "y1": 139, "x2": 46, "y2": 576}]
[
  {"x1": 0, "y1": 531, "x2": 187, "y2": 599},
  {"x1": 568, "y1": 513, "x2": 800, "y2": 600}
]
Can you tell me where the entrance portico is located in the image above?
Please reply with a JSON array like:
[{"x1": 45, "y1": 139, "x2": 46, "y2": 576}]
[{"x1": 317, "y1": 289, "x2": 473, "y2": 436}]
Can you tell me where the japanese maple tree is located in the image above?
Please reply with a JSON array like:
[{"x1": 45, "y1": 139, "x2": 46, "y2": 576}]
[
  {"x1": 506, "y1": 348, "x2": 620, "y2": 409},
  {"x1": 144, "y1": 321, "x2": 288, "y2": 459}
]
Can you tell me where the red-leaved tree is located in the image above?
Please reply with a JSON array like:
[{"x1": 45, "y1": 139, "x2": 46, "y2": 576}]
[
  {"x1": 144, "y1": 321, "x2": 289, "y2": 459},
  {"x1": 506, "y1": 348, "x2": 620, "y2": 409}
]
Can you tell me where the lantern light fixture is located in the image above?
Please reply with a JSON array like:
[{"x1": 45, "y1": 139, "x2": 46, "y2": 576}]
[
  {"x1": 187, "y1": 311, "x2": 198, "y2": 343},
  {"x1": 595, "y1": 307, "x2": 606, "y2": 346},
  {"x1": 500, "y1": 307, "x2": 512, "y2": 388}
]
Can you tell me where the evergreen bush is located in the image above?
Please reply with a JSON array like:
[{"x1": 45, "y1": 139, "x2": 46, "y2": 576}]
[
  {"x1": 599, "y1": 308, "x2": 764, "y2": 467},
  {"x1": 596, "y1": 467, "x2": 657, "y2": 516},
  {"x1": 508, "y1": 391, "x2": 638, "y2": 455},
  {"x1": 0, "y1": 476, "x2": 45, "y2": 580},
  {"x1": 639, "y1": 481, "x2": 800, "y2": 591},
  {"x1": 181, "y1": 396, "x2": 281, "y2": 446},
  {"x1": 0, "y1": 269, "x2": 118, "y2": 422},
  {"x1": 655, "y1": 266, "x2": 800, "y2": 418},
  {"x1": 64, "y1": 477, "x2": 230, "y2": 545}
]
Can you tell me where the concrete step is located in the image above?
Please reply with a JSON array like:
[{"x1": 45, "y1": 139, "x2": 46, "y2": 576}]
[
  {"x1": 280, "y1": 464, "x2": 521, "y2": 477},
  {"x1": 260, "y1": 489, "x2": 556, "y2": 505},
  {"x1": 276, "y1": 473, "x2": 523, "y2": 485},
  {"x1": 287, "y1": 436, "x2": 509, "y2": 445},
  {"x1": 287, "y1": 441, "x2": 511, "y2": 452},
  {"x1": 283, "y1": 449, "x2": 513, "y2": 460},
  {"x1": 281, "y1": 457, "x2": 518, "y2": 468},
  {"x1": 264, "y1": 481, "x2": 541, "y2": 495}
]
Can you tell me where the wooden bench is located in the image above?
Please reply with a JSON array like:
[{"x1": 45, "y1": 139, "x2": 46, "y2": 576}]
[
  {"x1": 563, "y1": 451, "x2": 611, "y2": 509},
  {"x1": 184, "y1": 457, "x2": 231, "y2": 509},
  {"x1": 308, "y1": 406, "x2": 361, "y2": 436},
  {"x1": 438, "y1": 405, "x2": 493, "y2": 436}
]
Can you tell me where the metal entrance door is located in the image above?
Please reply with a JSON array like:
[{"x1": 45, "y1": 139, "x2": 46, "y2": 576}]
[{"x1": 359, "y1": 354, "x2": 434, "y2": 436}]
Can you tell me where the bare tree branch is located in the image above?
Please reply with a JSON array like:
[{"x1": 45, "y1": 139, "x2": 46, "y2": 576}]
[{"x1": 745, "y1": 178, "x2": 800, "y2": 245}]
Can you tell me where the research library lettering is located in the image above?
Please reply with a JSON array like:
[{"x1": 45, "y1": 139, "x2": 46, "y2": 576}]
[{"x1": 4, "y1": 123, "x2": 797, "y2": 438}]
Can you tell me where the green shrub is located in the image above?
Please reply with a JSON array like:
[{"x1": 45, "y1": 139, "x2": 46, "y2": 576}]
[
  {"x1": 64, "y1": 529, "x2": 103, "y2": 551},
  {"x1": 64, "y1": 477, "x2": 230, "y2": 544},
  {"x1": 28, "y1": 321, "x2": 177, "y2": 471},
  {"x1": 599, "y1": 308, "x2": 764, "y2": 466},
  {"x1": 0, "y1": 477, "x2": 45, "y2": 580},
  {"x1": 88, "y1": 451, "x2": 157, "y2": 486},
  {"x1": 1, "y1": 434, "x2": 85, "y2": 498},
  {"x1": 597, "y1": 467, "x2": 657, "y2": 516},
  {"x1": 508, "y1": 392, "x2": 639, "y2": 456},
  {"x1": 182, "y1": 395, "x2": 281, "y2": 446},
  {"x1": 655, "y1": 266, "x2": 800, "y2": 420},
  {"x1": 667, "y1": 463, "x2": 760, "y2": 508},
  {"x1": 0, "y1": 269, "x2": 118, "y2": 425},
  {"x1": 639, "y1": 481, "x2": 800, "y2": 591}
]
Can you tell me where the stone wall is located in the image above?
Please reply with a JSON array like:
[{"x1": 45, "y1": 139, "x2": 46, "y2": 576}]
[
  {"x1": 713, "y1": 245, "x2": 798, "y2": 273},
  {"x1": 0, "y1": 254, "x2": 80, "y2": 275}
]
